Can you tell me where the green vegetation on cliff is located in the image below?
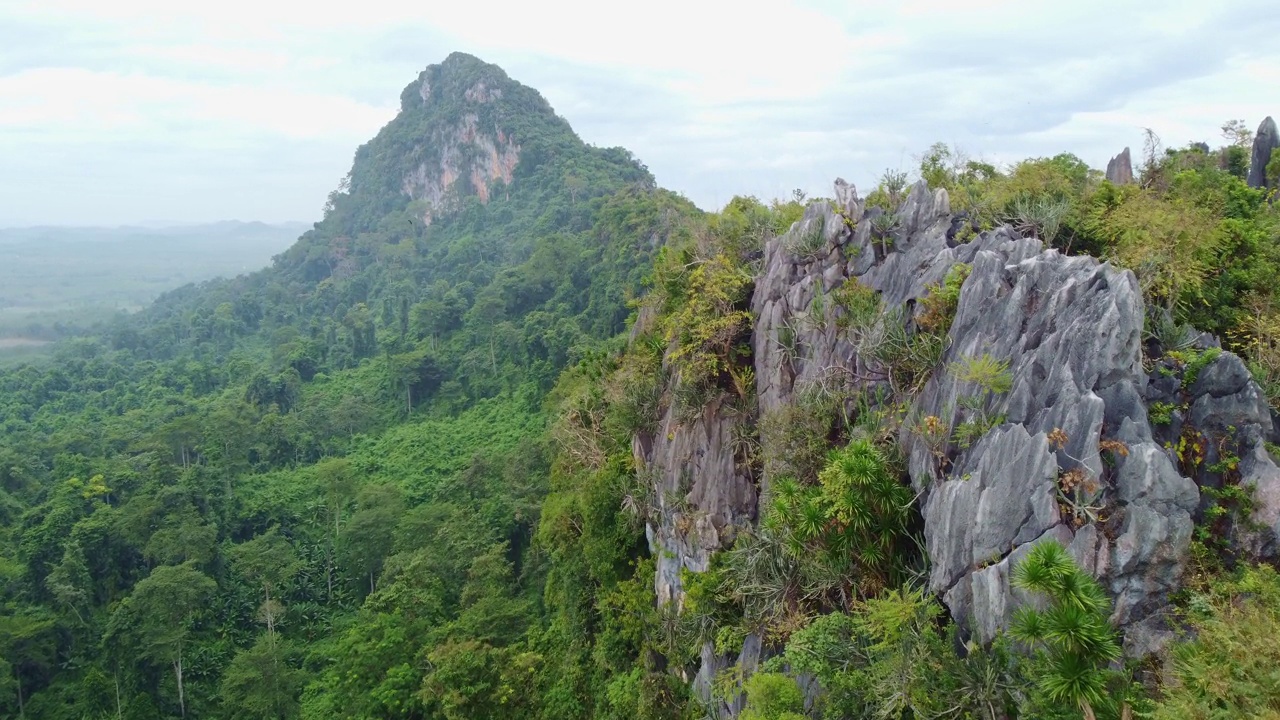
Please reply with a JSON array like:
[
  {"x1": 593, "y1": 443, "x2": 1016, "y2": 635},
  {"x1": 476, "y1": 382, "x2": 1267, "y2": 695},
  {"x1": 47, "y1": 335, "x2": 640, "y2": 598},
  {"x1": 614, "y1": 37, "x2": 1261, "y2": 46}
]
[{"x1": 1, "y1": 52, "x2": 1279, "y2": 720}]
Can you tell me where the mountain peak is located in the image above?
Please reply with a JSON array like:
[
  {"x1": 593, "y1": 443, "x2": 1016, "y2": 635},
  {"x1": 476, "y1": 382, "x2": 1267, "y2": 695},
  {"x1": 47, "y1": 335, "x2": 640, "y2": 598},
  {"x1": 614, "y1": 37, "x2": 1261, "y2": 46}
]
[
  {"x1": 400, "y1": 52, "x2": 521, "y2": 113},
  {"x1": 334, "y1": 53, "x2": 579, "y2": 226}
]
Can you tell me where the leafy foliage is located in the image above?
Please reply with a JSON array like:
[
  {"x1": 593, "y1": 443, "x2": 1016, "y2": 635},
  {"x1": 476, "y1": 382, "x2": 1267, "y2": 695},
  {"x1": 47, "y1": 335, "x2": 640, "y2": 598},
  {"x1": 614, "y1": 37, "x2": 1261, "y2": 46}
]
[
  {"x1": 917, "y1": 264, "x2": 971, "y2": 336},
  {"x1": 1010, "y1": 542, "x2": 1124, "y2": 718},
  {"x1": 778, "y1": 588, "x2": 1023, "y2": 720},
  {"x1": 740, "y1": 672, "x2": 805, "y2": 720},
  {"x1": 738, "y1": 438, "x2": 914, "y2": 623},
  {"x1": 0, "y1": 53, "x2": 703, "y2": 720},
  {"x1": 1153, "y1": 564, "x2": 1280, "y2": 719},
  {"x1": 3, "y1": 53, "x2": 1278, "y2": 720},
  {"x1": 662, "y1": 253, "x2": 753, "y2": 390}
]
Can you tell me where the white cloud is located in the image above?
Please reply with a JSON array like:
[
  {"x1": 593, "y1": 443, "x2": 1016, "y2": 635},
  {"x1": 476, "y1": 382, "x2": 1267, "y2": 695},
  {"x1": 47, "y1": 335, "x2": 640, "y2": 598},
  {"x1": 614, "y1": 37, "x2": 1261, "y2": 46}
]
[
  {"x1": 0, "y1": 67, "x2": 394, "y2": 141},
  {"x1": 1, "y1": 0, "x2": 1278, "y2": 224}
]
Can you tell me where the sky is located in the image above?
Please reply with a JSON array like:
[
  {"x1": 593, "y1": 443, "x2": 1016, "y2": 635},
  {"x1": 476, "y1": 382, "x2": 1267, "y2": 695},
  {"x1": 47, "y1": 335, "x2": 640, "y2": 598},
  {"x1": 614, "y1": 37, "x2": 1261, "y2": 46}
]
[{"x1": 2, "y1": 0, "x2": 1278, "y2": 226}]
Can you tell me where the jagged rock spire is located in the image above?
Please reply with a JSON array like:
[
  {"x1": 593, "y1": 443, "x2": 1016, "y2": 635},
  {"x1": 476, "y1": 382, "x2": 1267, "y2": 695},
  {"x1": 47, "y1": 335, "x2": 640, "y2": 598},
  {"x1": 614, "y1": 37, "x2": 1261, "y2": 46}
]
[
  {"x1": 1248, "y1": 116, "x2": 1278, "y2": 189},
  {"x1": 1106, "y1": 147, "x2": 1134, "y2": 185}
]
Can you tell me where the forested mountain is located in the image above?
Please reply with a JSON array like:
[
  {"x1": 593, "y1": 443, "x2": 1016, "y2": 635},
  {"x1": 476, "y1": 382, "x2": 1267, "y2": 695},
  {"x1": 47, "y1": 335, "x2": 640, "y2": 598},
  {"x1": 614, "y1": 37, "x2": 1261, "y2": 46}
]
[
  {"x1": 0, "y1": 52, "x2": 700, "y2": 718},
  {"x1": 3, "y1": 52, "x2": 1280, "y2": 720}
]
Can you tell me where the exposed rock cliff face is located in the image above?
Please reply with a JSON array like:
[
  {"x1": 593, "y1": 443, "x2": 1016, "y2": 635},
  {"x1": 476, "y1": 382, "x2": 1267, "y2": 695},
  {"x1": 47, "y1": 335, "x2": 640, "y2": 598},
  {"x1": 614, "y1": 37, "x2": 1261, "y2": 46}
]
[
  {"x1": 643, "y1": 179, "x2": 1280, "y2": 712},
  {"x1": 639, "y1": 392, "x2": 757, "y2": 606},
  {"x1": 1248, "y1": 116, "x2": 1278, "y2": 189},
  {"x1": 336, "y1": 52, "x2": 587, "y2": 232},
  {"x1": 1106, "y1": 147, "x2": 1134, "y2": 185},
  {"x1": 401, "y1": 80, "x2": 520, "y2": 224}
]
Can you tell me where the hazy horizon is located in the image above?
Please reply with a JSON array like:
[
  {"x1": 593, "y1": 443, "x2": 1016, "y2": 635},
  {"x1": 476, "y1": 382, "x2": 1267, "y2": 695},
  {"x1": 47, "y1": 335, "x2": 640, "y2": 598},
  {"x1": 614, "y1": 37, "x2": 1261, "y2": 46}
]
[
  {"x1": 0, "y1": 219, "x2": 312, "y2": 231},
  {"x1": 3, "y1": 0, "x2": 1279, "y2": 226}
]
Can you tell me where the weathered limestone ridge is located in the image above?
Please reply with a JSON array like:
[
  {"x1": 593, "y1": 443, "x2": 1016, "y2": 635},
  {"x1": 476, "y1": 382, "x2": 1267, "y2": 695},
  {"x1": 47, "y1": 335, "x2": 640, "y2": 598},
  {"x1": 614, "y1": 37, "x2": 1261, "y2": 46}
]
[{"x1": 639, "y1": 179, "x2": 1280, "y2": 713}]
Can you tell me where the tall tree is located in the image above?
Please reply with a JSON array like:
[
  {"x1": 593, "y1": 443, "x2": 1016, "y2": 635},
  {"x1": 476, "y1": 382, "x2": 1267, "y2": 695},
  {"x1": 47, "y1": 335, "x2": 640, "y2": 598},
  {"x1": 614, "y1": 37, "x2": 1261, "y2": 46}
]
[
  {"x1": 229, "y1": 527, "x2": 302, "y2": 640},
  {"x1": 220, "y1": 635, "x2": 306, "y2": 720},
  {"x1": 104, "y1": 562, "x2": 216, "y2": 718}
]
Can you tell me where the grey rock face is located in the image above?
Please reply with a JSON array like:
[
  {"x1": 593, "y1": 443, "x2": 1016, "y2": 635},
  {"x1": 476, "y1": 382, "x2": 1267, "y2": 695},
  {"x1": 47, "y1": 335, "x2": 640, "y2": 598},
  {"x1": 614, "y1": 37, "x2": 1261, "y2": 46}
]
[
  {"x1": 661, "y1": 176, "x2": 1280, "y2": 712},
  {"x1": 1153, "y1": 350, "x2": 1280, "y2": 559},
  {"x1": 906, "y1": 219, "x2": 1200, "y2": 639},
  {"x1": 925, "y1": 425, "x2": 1060, "y2": 597},
  {"x1": 1239, "y1": 437, "x2": 1280, "y2": 557},
  {"x1": 833, "y1": 177, "x2": 858, "y2": 216},
  {"x1": 1248, "y1": 116, "x2": 1278, "y2": 189},
  {"x1": 755, "y1": 179, "x2": 1206, "y2": 648},
  {"x1": 1106, "y1": 147, "x2": 1134, "y2": 185},
  {"x1": 640, "y1": 393, "x2": 756, "y2": 606}
]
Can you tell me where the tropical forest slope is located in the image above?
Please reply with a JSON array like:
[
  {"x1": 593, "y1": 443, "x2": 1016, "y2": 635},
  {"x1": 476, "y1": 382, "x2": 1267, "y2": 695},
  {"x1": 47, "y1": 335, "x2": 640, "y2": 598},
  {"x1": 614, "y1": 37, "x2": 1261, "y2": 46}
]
[{"x1": 3, "y1": 53, "x2": 1280, "y2": 720}]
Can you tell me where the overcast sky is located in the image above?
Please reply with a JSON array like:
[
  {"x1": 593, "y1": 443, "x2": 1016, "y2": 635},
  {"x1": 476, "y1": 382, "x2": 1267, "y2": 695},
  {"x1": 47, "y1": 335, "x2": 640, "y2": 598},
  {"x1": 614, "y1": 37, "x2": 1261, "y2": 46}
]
[{"x1": 2, "y1": 0, "x2": 1278, "y2": 226}]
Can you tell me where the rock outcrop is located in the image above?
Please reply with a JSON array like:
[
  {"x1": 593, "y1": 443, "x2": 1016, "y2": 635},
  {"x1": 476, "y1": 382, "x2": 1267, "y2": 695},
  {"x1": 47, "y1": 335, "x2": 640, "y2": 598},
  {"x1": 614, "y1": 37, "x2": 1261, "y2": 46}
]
[
  {"x1": 400, "y1": 95, "x2": 520, "y2": 224},
  {"x1": 1248, "y1": 116, "x2": 1278, "y2": 189},
  {"x1": 1106, "y1": 147, "x2": 1134, "y2": 185},
  {"x1": 399, "y1": 108, "x2": 519, "y2": 221},
  {"x1": 345, "y1": 52, "x2": 581, "y2": 229},
  {"x1": 639, "y1": 393, "x2": 757, "y2": 606},
  {"x1": 647, "y1": 179, "x2": 1280, "y2": 712}
]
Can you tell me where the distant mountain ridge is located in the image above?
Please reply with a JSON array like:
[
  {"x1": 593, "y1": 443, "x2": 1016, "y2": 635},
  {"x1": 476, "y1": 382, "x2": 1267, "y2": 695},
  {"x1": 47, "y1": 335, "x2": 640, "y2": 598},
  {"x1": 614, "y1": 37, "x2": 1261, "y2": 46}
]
[
  {"x1": 0, "y1": 222, "x2": 308, "y2": 336},
  {"x1": 0, "y1": 221, "x2": 310, "y2": 245}
]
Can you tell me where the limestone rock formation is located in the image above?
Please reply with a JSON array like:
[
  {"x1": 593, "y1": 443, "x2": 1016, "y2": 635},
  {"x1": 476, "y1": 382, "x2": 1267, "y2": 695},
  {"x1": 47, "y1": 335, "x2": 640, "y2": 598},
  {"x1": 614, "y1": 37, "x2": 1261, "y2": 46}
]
[
  {"x1": 645, "y1": 177, "x2": 1280, "y2": 713},
  {"x1": 638, "y1": 392, "x2": 757, "y2": 606},
  {"x1": 1248, "y1": 116, "x2": 1278, "y2": 189},
  {"x1": 1106, "y1": 147, "x2": 1134, "y2": 184},
  {"x1": 343, "y1": 53, "x2": 572, "y2": 228},
  {"x1": 645, "y1": 178, "x2": 1280, "y2": 713},
  {"x1": 400, "y1": 110, "x2": 520, "y2": 222}
]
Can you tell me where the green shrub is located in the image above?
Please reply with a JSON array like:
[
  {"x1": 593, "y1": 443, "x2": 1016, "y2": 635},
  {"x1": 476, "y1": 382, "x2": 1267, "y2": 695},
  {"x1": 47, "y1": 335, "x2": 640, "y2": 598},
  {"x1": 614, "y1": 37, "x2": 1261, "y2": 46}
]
[
  {"x1": 758, "y1": 393, "x2": 838, "y2": 483},
  {"x1": 1145, "y1": 308, "x2": 1198, "y2": 353},
  {"x1": 740, "y1": 672, "x2": 805, "y2": 720},
  {"x1": 1149, "y1": 401, "x2": 1175, "y2": 425},
  {"x1": 783, "y1": 215, "x2": 827, "y2": 260},
  {"x1": 1087, "y1": 187, "x2": 1221, "y2": 312},
  {"x1": 1153, "y1": 564, "x2": 1280, "y2": 719},
  {"x1": 663, "y1": 253, "x2": 753, "y2": 390},
  {"x1": 1181, "y1": 346, "x2": 1221, "y2": 389},
  {"x1": 782, "y1": 589, "x2": 1022, "y2": 720},
  {"x1": 950, "y1": 353, "x2": 1013, "y2": 395},
  {"x1": 918, "y1": 263, "x2": 972, "y2": 335},
  {"x1": 1010, "y1": 194, "x2": 1072, "y2": 244},
  {"x1": 832, "y1": 279, "x2": 882, "y2": 334},
  {"x1": 1011, "y1": 541, "x2": 1124, "y2": 718},
  {"x1": 863, "y1": 306, "x2": 948, "y2": 396},
  {"x1": 762, "y1": 438, "x2": 913, "y2": 597}
]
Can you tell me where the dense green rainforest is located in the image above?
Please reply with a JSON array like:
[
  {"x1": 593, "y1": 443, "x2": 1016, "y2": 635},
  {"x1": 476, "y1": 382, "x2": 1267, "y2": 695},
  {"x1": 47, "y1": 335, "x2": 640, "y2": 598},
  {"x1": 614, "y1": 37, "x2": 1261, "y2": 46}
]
[{"x1": 3, "y1": 53, "x2": 1280, "y2": 719}]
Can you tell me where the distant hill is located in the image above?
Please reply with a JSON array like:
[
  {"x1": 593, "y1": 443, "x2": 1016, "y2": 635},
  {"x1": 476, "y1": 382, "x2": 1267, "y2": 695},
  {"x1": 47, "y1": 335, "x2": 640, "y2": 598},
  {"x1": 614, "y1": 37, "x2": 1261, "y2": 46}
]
[{"x1": 0, "y1": 221, "x2": 307, "y2": 345}]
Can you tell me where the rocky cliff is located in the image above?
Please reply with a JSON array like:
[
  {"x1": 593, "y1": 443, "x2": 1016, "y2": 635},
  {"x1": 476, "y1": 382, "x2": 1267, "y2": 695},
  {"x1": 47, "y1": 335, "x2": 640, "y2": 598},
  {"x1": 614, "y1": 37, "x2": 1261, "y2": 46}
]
[
  {"x1": 638, "y1": 179, "x2": 1280, "y2": 713},
  {"x1": 399, "y1": 74, "x2": 520, "y2": 223},
  {"x1": 337, "y1": 52, "x2": 601, "y2": 231},
  {"x1": 1248, "y1": 116, "x2": 1278, "y2": 190}
]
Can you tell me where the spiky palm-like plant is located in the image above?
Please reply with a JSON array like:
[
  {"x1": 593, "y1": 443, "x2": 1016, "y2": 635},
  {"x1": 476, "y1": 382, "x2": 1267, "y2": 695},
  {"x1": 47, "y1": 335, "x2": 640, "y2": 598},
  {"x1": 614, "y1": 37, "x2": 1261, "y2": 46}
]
[
  {"x1": 1011, "y1": 541, "x2": 1122, "y2": 719},
  {"x1": 818, "y1": 438, "x2": 913, "y2": 589},
  {"x1": 755, "y1": 439, "x2": 913, "y2": 608}
]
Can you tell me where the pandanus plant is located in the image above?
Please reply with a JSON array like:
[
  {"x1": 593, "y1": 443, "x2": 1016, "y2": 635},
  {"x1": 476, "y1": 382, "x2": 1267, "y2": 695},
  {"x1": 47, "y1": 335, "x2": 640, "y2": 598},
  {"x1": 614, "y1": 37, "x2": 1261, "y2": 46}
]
[{"x1": 1011, "y1": 541, "x2": 1123, "y2": 720}]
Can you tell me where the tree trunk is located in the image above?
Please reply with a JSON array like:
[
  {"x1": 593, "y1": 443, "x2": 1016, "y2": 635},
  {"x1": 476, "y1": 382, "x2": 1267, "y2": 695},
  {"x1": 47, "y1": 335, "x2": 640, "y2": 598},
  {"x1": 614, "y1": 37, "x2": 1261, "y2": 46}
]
[
  {"x1": 115, "y1": 669, "x2": 123, "y2": 719},
  {"x1": 174, "y1": 650, "x2": 185, "y2": 718},
  {"x1": 15, "y1": 666, "x2": 23, "y2": 719},
  {"x1": 264, "y1": 586, "x2": 276, "y2": 640},
  {"x1": 326, "y1": 555, "x2": 334, "y2": 601}
]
